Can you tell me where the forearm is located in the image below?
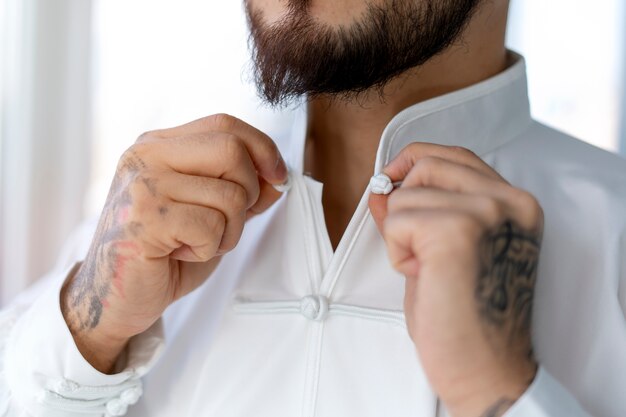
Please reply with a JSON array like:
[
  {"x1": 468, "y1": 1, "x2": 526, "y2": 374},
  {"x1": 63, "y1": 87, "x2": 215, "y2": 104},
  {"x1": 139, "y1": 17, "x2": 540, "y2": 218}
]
[
  {"x1": 60, "y1": 268, "x2": 129, "y2": 374},
  {"x1": 444, "y1": 362, "x2": 537, "y2": 417}
]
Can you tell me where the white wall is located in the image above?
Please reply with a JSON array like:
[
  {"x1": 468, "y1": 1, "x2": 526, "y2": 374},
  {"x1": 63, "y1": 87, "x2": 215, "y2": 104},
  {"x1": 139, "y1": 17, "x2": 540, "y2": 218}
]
[
  {"x1": 621, "y1": 2, "x2": 626, "y2": 156},
  {"x1": 0, "y1": 0, "x2": 92, "y2": 304},
  {"x1": 507, "y1": 0, "x2": 625, "y2": 153}
]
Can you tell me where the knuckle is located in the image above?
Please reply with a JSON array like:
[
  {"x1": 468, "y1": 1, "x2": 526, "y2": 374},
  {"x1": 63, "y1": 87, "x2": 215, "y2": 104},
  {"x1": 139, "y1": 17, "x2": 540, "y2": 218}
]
[
  {"x1": 513, "y1": 189, "x2": 544, "y2": 223},
  {"x1": 479, "y1": 197, "x2": 504, "y2": 221},
  {"x1": 220, "y1": 134, "x2": 246, "y2": 162},
  {"x1": 118, "y1": 147, "x2": 134, "y2": 168},
  {"x1": 448, "y1": 145, "x2": 476, "y2": 158},
  {"x1": 119, "y1": 143, "x2": 149, "y2": 167},
  {"x1": 222, "y1": 183, "x2": 248, "y2": 212},
  {"x1": 207, "y1": 210, "x2": 226, "y2": 236},
  {"x1": 127, "y1": 177, "x2": 151, "y2": 206},
  {"x1": 411, "y1": 157, "x2": 440, "y2": 184},
  {"x1": 512, "y1": 189, "x2": 535, "y2": 207},
  {"x1": 126, "y1": 174, "x2": 162, "y2": 212},
  {"x1": 211, "y1": 113, "x2": 238, "y2": 131},
  {"x1": 404, "y1": 142, "x2": 422, "y2": 155},
  {"x1": 416, "y1": 156, "x2": 441, "y2": 171},
  {"x1": 135, "y1": 130, "x2": 159, "y2": 143}
]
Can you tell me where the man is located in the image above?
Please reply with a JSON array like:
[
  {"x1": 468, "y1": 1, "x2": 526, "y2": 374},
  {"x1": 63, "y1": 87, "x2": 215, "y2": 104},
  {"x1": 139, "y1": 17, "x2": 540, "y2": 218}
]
[{"x1": 1, "y1": 0, "x2": 625, "y2": 416}]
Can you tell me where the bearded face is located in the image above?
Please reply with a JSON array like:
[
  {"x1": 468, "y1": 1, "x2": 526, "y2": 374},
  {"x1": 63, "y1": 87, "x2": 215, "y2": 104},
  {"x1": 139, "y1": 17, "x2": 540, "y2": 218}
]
[{"x1": 245, "y1": 0, "x2": 482, "y2": 107}]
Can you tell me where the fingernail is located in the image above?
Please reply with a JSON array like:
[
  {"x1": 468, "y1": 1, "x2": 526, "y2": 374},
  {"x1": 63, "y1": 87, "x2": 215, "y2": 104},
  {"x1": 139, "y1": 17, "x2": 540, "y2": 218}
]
[{"x1": 273, "y1": 169, "x2": 292, "y2": 193}]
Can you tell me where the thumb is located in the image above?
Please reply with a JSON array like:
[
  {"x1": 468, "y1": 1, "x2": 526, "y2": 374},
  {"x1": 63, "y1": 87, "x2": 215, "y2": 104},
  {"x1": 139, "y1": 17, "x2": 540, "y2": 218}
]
[
  {"x1": 368, "y1": 154, "x2": 411, "y2": 234},
  {"x1": 368, "y1": 193, "x2": 389, "y2": 235},
  {"x1": 247, "y1": 176, "x2": 286, "y2": 220}
]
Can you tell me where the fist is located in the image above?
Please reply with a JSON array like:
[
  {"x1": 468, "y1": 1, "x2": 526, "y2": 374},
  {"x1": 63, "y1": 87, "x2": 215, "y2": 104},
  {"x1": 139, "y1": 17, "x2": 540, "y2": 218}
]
[
  {"x1": 369, "y1": 143, "x2": 543, "y2": 417},
  {"x1": 62, "y1": 114, "x2": 287, "y2": 372}
]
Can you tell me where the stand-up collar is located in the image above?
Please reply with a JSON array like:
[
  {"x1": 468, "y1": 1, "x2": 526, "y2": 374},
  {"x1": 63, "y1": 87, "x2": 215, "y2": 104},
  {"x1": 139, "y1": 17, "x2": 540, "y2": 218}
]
[{"x1": 287, "y1": 51, "x2": 532, "y2": 175}]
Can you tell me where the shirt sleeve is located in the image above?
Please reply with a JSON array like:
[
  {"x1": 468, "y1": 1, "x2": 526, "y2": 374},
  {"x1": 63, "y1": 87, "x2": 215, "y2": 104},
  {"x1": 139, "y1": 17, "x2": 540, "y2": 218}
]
[
  {"x1": 504, "y1": 367, "x2": 592, "y2": 417},
  {"x1": 0, "y1": 261, "x2": 164, "y2": 417}
]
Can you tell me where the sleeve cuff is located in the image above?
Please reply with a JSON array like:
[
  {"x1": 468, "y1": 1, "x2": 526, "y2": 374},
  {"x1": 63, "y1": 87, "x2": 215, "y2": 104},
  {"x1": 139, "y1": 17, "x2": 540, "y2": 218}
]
[
  {"x1": 3, "y1": 262, "x2": 164, "y2": 416},
  {"x1": 504, "y1": 366, "x2": 591, "y2": 417}
]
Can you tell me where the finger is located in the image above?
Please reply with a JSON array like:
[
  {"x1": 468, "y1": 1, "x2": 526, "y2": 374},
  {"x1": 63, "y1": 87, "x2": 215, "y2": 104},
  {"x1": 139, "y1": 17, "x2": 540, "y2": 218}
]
[
  {"x1": 387, "y1": 187, "x2": 507, "y2": 230},
  {"x1": 159, "y1": 173, "x2": 248, "y2": 252},
  {"x1": 150, "y1": 113, "x2": 287, "y2": 184},
  {"x1": 247, "y1": 177, "x2": 283, "y2": 219},
  {"x1": 147, "y1": 134, "x2": 262, "y2": 207},
  {"x1": 382, "y1": 210, "x2": 427, "y2": 279},
  {"x1": 398, "y1": 157, "x2": 543, "y2": 231},
  {"x1": 369, "y1": 156, "x2": 503, "y2": 233},
  {"x1": 142, "y1": 202, "x2": 226, "y2": 262},
  {"x1": 368, "y1": 193, "x2": 388, "y2": 235},
  {"x1": 370, "y1": 143, "x2": 505, "y2": 232},
  {"x1": 383, "y1": 143, "x2": 505, "y2": 183},
  {"x1": 399, "y1": 156, "x2": 509, "y2": 197},
  {"x1": 175, "y1": 257, "x2": 222, "y2": 300},
  {"x1": 383, "y1": 209, "x2": 483, "y2": 278}
]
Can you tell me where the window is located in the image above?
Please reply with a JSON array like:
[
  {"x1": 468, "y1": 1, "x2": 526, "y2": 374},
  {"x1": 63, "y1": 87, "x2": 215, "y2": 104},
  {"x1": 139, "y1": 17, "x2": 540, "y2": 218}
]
[{"x1": 507, "y1": 0, "x2": 625, "y2": 152}]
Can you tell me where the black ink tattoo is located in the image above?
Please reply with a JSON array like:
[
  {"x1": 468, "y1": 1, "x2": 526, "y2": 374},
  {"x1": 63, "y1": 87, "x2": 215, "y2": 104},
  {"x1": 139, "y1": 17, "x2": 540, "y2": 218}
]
[
  {"x1": 62, "y1": 150, "x2": 148, "y2": 333},
  {"x1": 475, "y1": 221, "x2": 541, "y2": 357},
  {"x1": 480, "y1": 398, "x2": 515, "y2": 417},
  {"x1": 141, "y1": 176, "x2": 158, "y2": 197}
]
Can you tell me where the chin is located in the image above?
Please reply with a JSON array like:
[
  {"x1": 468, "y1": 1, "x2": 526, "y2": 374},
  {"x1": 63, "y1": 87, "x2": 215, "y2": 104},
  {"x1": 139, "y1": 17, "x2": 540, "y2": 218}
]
[
  {"x1": 245, "y1": 0, "x2": 290, "y2": 26},
  {"x1": 246, "y1": 0, "x2": 371, "y2": 28}
]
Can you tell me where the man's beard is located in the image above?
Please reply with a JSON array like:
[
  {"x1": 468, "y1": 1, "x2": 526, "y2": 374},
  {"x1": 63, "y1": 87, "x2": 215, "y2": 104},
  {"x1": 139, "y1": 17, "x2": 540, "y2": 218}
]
[{"x1": 246, "y1": 0, "x2": 481, "y2": 107}]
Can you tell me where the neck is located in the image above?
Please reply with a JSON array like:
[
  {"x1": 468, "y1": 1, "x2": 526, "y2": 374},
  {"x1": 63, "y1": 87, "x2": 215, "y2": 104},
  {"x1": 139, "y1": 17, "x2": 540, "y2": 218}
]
[{"x1": 304, "y1": 0, "x2": 510, "y2": 249}]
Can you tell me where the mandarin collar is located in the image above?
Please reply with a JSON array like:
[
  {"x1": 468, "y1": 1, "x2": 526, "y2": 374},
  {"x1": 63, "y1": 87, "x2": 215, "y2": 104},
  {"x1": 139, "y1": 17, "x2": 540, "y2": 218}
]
[{"x1": 287, "y1": 51, "x2": 532, "y2": 175}]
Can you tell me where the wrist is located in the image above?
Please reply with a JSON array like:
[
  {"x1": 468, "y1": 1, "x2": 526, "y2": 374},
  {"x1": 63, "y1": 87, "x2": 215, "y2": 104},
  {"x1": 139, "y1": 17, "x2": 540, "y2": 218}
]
[
  {"x1": 71, "y1": 326, "x2": 129, "y2": 374},
  {"x1": 61, "y1": 269, "x2": 130, "y2": 373},
  {"x1": 443, "y1": 361, "x2": 537, "y2": 417}
]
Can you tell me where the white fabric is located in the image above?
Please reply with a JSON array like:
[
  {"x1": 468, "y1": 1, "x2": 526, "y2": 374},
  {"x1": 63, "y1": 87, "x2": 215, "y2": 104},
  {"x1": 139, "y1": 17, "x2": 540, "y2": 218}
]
[{"x1": 2, "y1": 52, "x2": 626, "y2": 416}]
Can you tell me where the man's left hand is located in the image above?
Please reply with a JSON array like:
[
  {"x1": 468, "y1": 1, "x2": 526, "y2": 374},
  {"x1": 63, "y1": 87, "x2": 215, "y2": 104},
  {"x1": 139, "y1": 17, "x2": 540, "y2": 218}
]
[{"x1": 369, "y1": 143, "x2": 543, "y2": 417}]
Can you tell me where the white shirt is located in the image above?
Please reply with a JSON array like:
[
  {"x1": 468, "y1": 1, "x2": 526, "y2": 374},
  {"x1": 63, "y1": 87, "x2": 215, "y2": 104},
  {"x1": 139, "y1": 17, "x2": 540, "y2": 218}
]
[{"x1": 2, "y1": 53, "x2": 625, "y2": 417}]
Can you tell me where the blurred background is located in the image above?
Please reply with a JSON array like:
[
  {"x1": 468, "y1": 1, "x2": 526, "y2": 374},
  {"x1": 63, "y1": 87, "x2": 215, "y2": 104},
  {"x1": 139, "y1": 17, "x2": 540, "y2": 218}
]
[{"x1": 0, "y1": 0, "x2": 625, "y2": 305}]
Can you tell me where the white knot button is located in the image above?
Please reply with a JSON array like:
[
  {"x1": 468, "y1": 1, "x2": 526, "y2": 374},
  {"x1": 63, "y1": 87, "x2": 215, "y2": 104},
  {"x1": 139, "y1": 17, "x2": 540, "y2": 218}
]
[
  {"x1": 121, "y1": 386, "x2": 143, "y2": 405},
  {"x1": 300, "y1": 295, "x2": 329, "y2": 321},
  {"x1": 54, "y1": 378, "x2": 79, "y2": 393},
  {"x1": 273, "y1": 170, "x2": 293, "y2": 193},
  {"x1": 106, "y1": 398, "x2": 129, "y2": 416},
  {"x1": 369, "y1": 173, "x2": 394, "y2": 195}
]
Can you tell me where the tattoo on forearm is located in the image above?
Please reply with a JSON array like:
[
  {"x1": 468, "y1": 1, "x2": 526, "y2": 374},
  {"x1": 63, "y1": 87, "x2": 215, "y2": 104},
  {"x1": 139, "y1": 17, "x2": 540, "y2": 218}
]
[
  {"x1": 480, "y1": 398, "x2": 515, "y2": 417},
  {"x1": 62, "y1": 150, "x2": 150, "y2": 333},
  {"x1": 475, "y1": 221, "x2": 540, "y2": 356}
]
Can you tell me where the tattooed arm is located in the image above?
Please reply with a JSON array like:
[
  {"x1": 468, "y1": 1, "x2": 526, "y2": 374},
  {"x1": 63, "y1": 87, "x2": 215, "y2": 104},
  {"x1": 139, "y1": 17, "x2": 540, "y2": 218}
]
[
  {"x1": 60, "y1": 114, "x2": 288, "y2": 373},
  {"x1": 369, "y1": 143, "x2": 543, "y2": 417}
]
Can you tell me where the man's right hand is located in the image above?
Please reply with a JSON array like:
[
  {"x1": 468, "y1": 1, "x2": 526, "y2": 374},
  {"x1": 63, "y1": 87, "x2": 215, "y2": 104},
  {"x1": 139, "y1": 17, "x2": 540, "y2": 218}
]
[{"x1": 61, "y1": 114, "x2": 288, "y2": 373}]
